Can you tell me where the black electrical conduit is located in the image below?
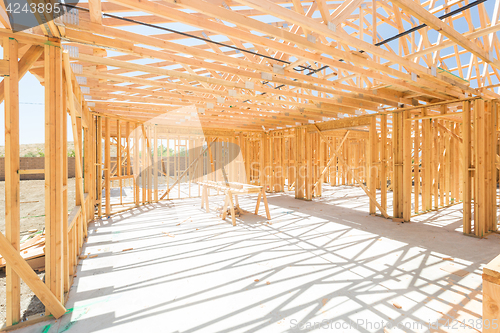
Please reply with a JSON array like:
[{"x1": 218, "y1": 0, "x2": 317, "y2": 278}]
[
  {"x1": 61, "y1": 3, "x2": 322, "y2": 73},
  {"x1": 60, "y1": 0, "x2": 486, "y2": 113},
  {"x1": 374, "y1": 0, "x2": 487, "y2": 47},
  {"x1": 66, "y1": 0, "x2": 483, "y2": 101},
  {"x1": 62, "y1": 0, "x2": 485, "y2": 71},
  {"x1": 61, "y1": 2, "x2": 331, "y2": 104}
]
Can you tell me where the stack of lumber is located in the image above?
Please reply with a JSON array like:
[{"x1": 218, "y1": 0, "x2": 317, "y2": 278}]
[{"x1": 0, "y1": 231, "x2": 45, "y2": 272}]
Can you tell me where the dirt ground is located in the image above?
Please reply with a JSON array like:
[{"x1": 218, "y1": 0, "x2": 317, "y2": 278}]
[
  {"x1": 0, "y1": 178, "x2": 76, "y2": 327},
  {"x1": 0, "y1": 143, "x2": 76, "y2": 158},
  {"x1": 0, "y1": 142, "x2": 116, "y2": 157},
  {"x1": 0, "y1": 270, "x2": 45, "y2": 326},
  {"x1": 0, "y1": 178, "x2": 76, "y2": 234}
]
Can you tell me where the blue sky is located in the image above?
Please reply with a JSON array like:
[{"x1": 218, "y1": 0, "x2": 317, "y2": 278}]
[{"x1": 0, "y1": 50, "x2": 73, "y2": 146}]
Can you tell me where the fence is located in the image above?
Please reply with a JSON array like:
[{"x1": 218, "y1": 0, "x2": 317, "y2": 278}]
[{"x1": 0, "y1": 157, "x2": 76, "y2": 180}]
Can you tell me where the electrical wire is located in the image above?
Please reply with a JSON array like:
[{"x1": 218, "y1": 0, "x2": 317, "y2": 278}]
[
  {"x1": 62, "y1": 0, "x2": 484, "y2": 74},
  {"x1": 61, "y1": 3, "x2": 322, "y2": 73},
  {"x1": 375, "y1": 0, "x2": 487, "y2": 47},
  {"x1": 61, "y1": 2, "x2": 334, "y2": 106}
]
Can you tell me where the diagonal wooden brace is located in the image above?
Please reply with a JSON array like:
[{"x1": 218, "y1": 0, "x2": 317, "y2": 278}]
[
  {"x1": 313, "y1": 124, "x2": 389, "y2": 218},
  {"x1": 312, "y1": 130, "x2": 350, "y2": 192},
  {"x1": 0, "y1": 231, "x2": 67, "y2": 318}
]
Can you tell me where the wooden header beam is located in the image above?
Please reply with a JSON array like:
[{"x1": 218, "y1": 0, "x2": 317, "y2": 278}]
[{"x1": 306, "y1": 117, "x2": 372, "y2": 132}]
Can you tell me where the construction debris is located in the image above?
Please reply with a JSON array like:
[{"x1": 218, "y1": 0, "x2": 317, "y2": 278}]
[
  {"x1": 0, "y1": 231, "x2": 45, "y2": 270},
  {"x1": 177, "y1": 217, "x2": 192, "y2": 226},
  {"x1": 216, "y1": 205, "x2": 244, "y2": 218}
]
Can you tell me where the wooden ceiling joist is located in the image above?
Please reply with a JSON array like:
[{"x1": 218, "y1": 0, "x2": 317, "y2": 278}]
[{"x1": 0, "y1": 0, "x2": 494, "y2": 127}]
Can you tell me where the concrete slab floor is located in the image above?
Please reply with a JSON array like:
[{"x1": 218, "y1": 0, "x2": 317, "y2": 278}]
[{"x1": 12, "y1": 185, "x2": 500, "y2": 333}]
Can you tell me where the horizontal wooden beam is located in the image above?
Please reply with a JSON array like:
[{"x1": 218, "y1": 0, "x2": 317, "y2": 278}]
[
  {"x1": 154, "y1": 125, "x2": 260, "y2": 136},
  {"x1": 307, "y1": 117, "x2": 372, "y2": 132},
  {"x1": 18, "y1": 169, "x2": 44, "y2": 175},
  {"x1": 384, "y1": 97, "x2": 481, "y2": 114}
]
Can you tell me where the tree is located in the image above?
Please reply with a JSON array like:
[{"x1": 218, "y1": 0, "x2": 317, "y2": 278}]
[{"x1": 153, "y1": 145, "x2": 175, "y2": 157}]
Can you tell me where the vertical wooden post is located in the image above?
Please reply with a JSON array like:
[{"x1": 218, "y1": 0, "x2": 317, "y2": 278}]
[
  {"x1": 76, "y1": 117, "x2": 84, "y2": 241},
  {"x1": 438, "y1": 122, "x2": 445, "y2": 207},
  {"x1": 154, "y1": 126, "x2": 159, "y2": 202},
  {"x1": 281, "y1": 133, "x2": 286, "y2": 192},
  {"x1": 457, "y1": 123, "x2": 464, "y2": 202},
  {"x1": 369, "y1": 117, "x2": 377, "y2": 215},
  {"x1": 422, "y1": 110, "x2": 432, "y2": 211},
  {"x1": 63, "y1": 51, "x2": 86, "y2": 239},
  {"x1": 332, "y1": 137, "x2": 337, "y2": 186},
  {"x1": 142, "y1": 131, "x2": 147, "y2": 203},
  {"x1": 96, "y1": 117, "x2": 102, "y2": 217},
  {"x1": 294, "y1": 128, "x2": 301, "y2": 198},
  {"x1": 62, "y1": 84, "x2": 69, "y2": 293},
  {"x1": 166, "y1": 134, "x2": 170, "y2": 198},
  {"x1": 117, "y1": 119, "x2": 122, "y2": 205},
  {"x1": 365, "y1": 138, "x2": 370, "y2": 188},
  {"x1": 317, "y1": 135, "x2": 324, "y2": 197},
  {"x1": 44, "y1": 41, "x2": 64, "y2": 306},
  {"x1": 90, "y1": 113, "x2": 95, "y2": 219},
  {"x1": 238, "y1": 133, "x2": 245, "y2": 184},
  {"x1": 126, "y1": 122, "x2": 131, "y2": 177},
  {"x1": 261, "y1": 134, "x2": 267, "y2": 191},
  {"x1": 269, "y1": 133, "x2": 274, "y2": 192},
  {"x1": 345, "y1": 141, "x2": 350, "y2": 184},
  {"x1": 380, "y1": 115, "x2": 387, "y2": 213},
  {"x1": 392, "y1": 112, "x2": 403, "y2": 219},
  {"x1": 444, "y1": 127, "x2": 451, "y2": 206},
  {"x1": 490, "y1": 102, "x2": 498, "y2": 232},
  {"x1": 84, "y1": 113, "x2": 92, "y2": 223},
  {"x1": 402, "y1": 112, "x2": 412, "y2": 222},
  {"x1": 305, "y1": 130, "x2": 313, "y2": 200},
  {"x1": 452, "y1": 123, "x2": 459, "y2": 203},
  {"x1": 4, "y1": 36, "x2": 20, "y2": 326},
  {"x1": 414, "y1": 119, "x2": 420, "y2": 214},
  {"x1": 82, "y1": 107, "x2": 92, "y2": 225},
  {"x1": 244, "y1": 134, "x2": 251, "y2": 184},
  {"x1": 148, "y1": 127, "x2": 152, "y2": 202},
  {"x1": 161, "y1": 137, "x2": 165, "y2": 192},
  {"x1": 475, "y1": 100, "x2": 486, "y2": 237},
  {"x1": 482, "y1": 254, "x2": 500, "y2": 333},
  {"x1": 339, "y1": 138, "x2": 344, "y2": 185},
  {"x1": 105, "y1": 118, "x2": 111, "y2": 216},
  {"x1": 134, "y1": 125, "x2": 140, "y2": 206},
  {"x1": 259, "y1": 134, "x2": 265, "y2": 188},
  {"x1": 432, "y1": 120, "x2": 439, "y2": 209}
]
